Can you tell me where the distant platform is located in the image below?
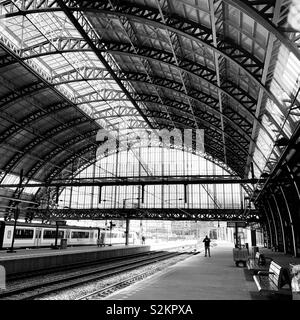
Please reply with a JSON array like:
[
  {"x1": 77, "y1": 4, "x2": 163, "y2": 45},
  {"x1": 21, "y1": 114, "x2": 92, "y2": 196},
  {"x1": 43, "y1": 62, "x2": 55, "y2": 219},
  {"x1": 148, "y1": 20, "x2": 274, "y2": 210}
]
[{"x1": 0, "y1": 245, "x2": 150, "y2": 276}]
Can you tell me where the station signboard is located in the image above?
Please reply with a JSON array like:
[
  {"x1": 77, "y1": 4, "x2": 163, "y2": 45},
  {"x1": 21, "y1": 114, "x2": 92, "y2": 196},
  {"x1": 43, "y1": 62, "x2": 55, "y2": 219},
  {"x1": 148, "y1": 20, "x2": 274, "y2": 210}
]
[
  {"x1": 227, "y1": 221, "x2": 247, "y2": 228},
  {"x1": 56, "y1": 220, "x2": 67, "y2": 226}
]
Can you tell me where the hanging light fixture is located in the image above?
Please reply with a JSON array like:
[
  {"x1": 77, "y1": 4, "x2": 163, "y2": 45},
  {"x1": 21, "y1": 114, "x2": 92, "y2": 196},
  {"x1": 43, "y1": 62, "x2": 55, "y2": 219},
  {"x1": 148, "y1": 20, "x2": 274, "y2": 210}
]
[{"x1": 288, "y1": 0, "x2": 300, "y2": 31}]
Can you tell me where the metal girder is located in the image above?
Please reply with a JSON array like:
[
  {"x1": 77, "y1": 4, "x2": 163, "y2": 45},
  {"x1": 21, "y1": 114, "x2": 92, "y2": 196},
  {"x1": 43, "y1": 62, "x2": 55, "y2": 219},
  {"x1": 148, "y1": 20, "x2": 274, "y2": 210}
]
[
  {"x1": 144, "y1": 109, "x2": 249, "y2": 159},
  {"x1": 0, "y1": 117, "x2": 91, "y2": 182},
  {"x1": 154, "y1": 0, "x2": 199, "y2": 135},
  {"x1": 68, "y1": 140, "x2": 241, "y2": 185},
  {"x1": 0, "y1": 1, "x2": 291, "y2": 127},
  {"x1": 123, "y1": 72, "x2": 255, "y2": 139},
  {"x1": 0, "y1": 36, "x2": 282, "y2": 151},
  {"x1": 52, "y1": 66, "x2": 110, "y2": 84},
  {"x1": 150, "y1": 117, "x2": 246, "y2": 171},
  {"x1": 0, "y1": 81, "x2": 46, "y2": 109},
  {"x1": 0, "y1": 175, "x2": 267, "y2": 188},
  {"x1": 0, "y1": 101, "x2": 72, "y2": 144},
  {"x1": 224, "y1": 0, "x2": 300, "y2": 60},
  {"x1": 208, "y1": 0, "x2": 227, "y2": 163},
  {"x1": 0, "y1": 53, "x2": 16, "y2": 68},
  {"x1": 41, "y1": 130, "x2": 245, "y2": 187},
  {"x1": 21, "y1": 37, "x2": 90, "y2": 59},
  {"x1": 4, "y1": 130, "x2": 98, "y2": 215},
  {"x1": 97, "y1": 104, "x2": 251, "y2": 153},
  {"x1": 2, "y1": 37, "x2": 283, "y2": 144},
  {"x1": 45, "y1": 143, "x2": 97, "y2": 182},
  {"x1": 54, "y1": 0, "x2": 155, "y2": 131},
  {"x1": 6, "y1": 37, "x2": 259, "y2": 120},
  {"x1": 29, "y1": 208, "x2": 261, "y2": 222},
  {"x1": 24, "y1": 129, "x2": 98, "y2": 182},
  {"x1": 245, "y1": 0, "x2": 284, "y2": 176}
]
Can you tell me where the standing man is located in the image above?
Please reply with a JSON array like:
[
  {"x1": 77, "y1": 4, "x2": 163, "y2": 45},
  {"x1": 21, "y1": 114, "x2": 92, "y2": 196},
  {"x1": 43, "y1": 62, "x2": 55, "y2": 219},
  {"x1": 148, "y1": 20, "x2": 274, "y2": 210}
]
[{"x1": 203, "y1": 235, "x2": 211, "y2": 257}]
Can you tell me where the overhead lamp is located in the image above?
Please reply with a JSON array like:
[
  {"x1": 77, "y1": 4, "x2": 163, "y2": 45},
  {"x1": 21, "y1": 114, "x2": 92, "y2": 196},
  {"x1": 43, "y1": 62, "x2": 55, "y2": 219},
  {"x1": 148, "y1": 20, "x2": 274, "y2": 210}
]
[{"x1": 288, "y1": 0, "x2": 300, "y2": 31}]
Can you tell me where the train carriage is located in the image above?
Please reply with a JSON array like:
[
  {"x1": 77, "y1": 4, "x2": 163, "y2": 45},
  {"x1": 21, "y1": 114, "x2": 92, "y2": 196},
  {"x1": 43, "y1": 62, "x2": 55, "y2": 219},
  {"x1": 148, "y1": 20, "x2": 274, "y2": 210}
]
[{"x1": 0, "y1": 221, "x2": 99, "y2": 249}]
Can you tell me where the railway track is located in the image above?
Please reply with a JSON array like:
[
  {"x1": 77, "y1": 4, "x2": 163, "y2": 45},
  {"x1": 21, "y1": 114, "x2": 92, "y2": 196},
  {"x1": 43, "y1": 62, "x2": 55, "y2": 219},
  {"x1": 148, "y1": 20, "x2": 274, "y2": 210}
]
[
  {"x1": 77, "y1": 270, "x2": 162, "y2": 300},
  {"x1": 0, "y1": 249, "x2": 198, "y2": 300}
]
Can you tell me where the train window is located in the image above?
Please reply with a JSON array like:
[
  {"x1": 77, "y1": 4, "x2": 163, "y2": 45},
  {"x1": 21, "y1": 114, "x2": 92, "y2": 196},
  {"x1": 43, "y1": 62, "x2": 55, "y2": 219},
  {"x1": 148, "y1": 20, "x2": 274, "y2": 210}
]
[
  {"x1": 15, "y1": 228, "x2": 34, "y2": 239},
  {"x1": 71, "y1": 231, "x2": 89, "y2": 238},
  {"x1": 43, "y1": 230, "x2": 64, "y2": 239}
]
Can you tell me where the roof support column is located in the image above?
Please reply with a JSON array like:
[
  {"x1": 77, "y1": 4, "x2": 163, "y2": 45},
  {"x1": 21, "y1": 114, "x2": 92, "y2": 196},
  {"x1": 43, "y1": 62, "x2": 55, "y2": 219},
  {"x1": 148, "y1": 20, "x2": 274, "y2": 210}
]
[
  {"x1": 286, "y1": 164, "x2": 300, "y2": 201},
  {"x1": 279, "y1": 186, "x2": 297, "y2": 257},
  {"x1": 265, "y1": 198, "x2": 279, "y2": 251},
  {"x1": 271, "y1": 194, "x2": 286, "y2": 254}
]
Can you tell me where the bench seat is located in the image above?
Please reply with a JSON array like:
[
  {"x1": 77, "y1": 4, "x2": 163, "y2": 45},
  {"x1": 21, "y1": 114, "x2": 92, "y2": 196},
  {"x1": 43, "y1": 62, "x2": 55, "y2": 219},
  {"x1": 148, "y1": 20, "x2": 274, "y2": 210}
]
[
  {"x1": 253, "y1": 261, "x2": 292, "y2": 298},
  {"x1": 247, "y1": 252, "x2": 272, "y2": 274}
]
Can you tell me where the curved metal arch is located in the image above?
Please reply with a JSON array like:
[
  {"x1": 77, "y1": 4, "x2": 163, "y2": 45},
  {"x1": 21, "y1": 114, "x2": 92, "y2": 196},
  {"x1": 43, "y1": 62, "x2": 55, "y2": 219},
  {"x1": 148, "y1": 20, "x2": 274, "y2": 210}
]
[
  {"x1": 67, "y1": 1, "x2": 290, "y2": 120},
  {"x1": 224, "y1": 0, "x2": 300, "y2": 61},
  {"x1": 83, "y1": 90, "x2": 267, "y2": 164},
  {"x1": 146, "y1": 112, "x2": 247, "y2": 164},
  {"x1": 99, "y1": 107, "x2": 248, "y2": 155},
  {"x1": 98, "y1": 103, "x2": 250, "y2": 149},
  {"x1": 23, "y1": 129, "x2": 98, "y2": 182},
  {"x1": 4, "y1": 37, "x2": 285, "y2": 141},
  {"x1": 0, "y1": 117, "x2": 92, "y2": 184},
  {"x1": 1, "y1": 1, "x2": 293, "y2": 130},
  {"x1": 151, "y1": 115, "x2": 248, "y2": 168},
  {"x1": 0, "y1": 68, "x2": 261, "y2": 152},
  {"x1": 45, "y1": 143, "x2": 97, "y2": 182},
  {"x1": 44, "y1": 143, "x2": 252, "y2": 205},
  {"x1": 0, "y1": 81, "x2": 46, "y2": 109},
  {"x1": 46, "y1": 121, "x2": 246, "y2": 181},
  {"x1": 0, "y1": 101, "x2": 72, "y2": 144},
  {"x1": 15, "y1": 38, "x2": 257, "y2": 119},
  {"x1": 4, "y1": 37, "x2": 285, "y2": 144},
  {"x1": 126, "y1": 77, "x2": 264, "y2": 143},
  {"x1": 5, "y1": 130, "x2": 97, "y2": 211},
  {"x1": 71, "y1": 144, "x2": 238, "y2": 184},
  {"x1": 123, "y1": 73, "x2": 254, "y2": 135},
  {"x1": 6, "y1": 133, "x2": 98, "y2": 211}
]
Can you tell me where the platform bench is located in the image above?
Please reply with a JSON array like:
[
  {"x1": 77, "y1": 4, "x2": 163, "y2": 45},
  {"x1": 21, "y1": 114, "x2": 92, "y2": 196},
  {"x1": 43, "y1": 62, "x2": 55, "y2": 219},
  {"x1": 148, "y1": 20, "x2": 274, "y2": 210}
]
[
  {"x1": 253, "y1": 261, "x2": 292, "y2": 298},
  {"x1": 247, "y1": 252, "x2": 273, "y2": 274}
]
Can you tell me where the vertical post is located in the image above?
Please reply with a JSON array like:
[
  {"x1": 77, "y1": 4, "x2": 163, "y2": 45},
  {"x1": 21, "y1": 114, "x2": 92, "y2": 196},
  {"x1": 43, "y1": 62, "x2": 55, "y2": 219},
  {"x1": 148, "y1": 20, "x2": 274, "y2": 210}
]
[
  {"x1": 266, "y1": 198, "x2": 279, "y2": 250},
  {"x1": 124, "y1": 199, "x2": 130, "y2": 246},
  {"x1": 280, "y1": 186, "x2": 297, "y2": 257},
  {"x1": 55, "y1": 186, "x2": 59, "y2": 204},
  {"x1": 251, "y1": 229, "x2": 256, "y2": 247},
  {"x1": 271, "y1": 194, "x2": 286, "y2": 253},
  {"x1": 7, "y1": 206, "x2": 19, "y2": 253},
  {"x1": 98, "y1": 186, "x2": 102, "y2": 203},
  {"x1": 235, "y1": 222, "x2": 239, "y2": 248},
  {"x1": 54, "y1": 221, "x2": 59, "y2": 249},
  {"x1": 109, "y1": 220, "x2": 112, "y2": 246},
  {"x1": 141, "y1": 185, "x2": 144, "y2": 204},
  {"x1": 261, "y1": 204, "x2": 273, "y2": 248},
  {"x1": 7, "y1": 169, "x2": 23, "y2": 253}
]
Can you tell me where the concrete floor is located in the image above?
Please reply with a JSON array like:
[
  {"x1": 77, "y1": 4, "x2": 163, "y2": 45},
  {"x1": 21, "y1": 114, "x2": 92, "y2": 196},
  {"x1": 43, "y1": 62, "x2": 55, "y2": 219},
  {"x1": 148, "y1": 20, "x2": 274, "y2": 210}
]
[{"x1": 106, "y1": 241, "x2": 262, "y2": 300}]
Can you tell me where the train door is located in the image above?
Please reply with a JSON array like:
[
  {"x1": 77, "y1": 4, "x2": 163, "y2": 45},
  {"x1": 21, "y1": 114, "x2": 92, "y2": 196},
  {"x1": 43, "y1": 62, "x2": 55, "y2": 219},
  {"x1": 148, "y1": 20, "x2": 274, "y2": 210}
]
[
  {"x1": 66, "y1": 230, "x2": 70, "y2": 240},
  {"x1": 34, "y1": 228, "x2": 42, "y2": 247}
]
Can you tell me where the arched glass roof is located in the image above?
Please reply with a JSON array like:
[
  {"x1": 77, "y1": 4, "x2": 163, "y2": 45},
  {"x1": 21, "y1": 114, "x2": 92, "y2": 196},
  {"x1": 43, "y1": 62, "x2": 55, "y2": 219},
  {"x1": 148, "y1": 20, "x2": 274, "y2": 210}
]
[{"x1": 0, "y1": 0, "x2": 300, "y2": 212}]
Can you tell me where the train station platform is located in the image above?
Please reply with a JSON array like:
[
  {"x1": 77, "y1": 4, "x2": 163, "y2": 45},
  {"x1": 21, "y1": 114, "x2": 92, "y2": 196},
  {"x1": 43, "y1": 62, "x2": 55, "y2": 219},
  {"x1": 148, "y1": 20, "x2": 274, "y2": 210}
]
[
  {"x1": 106, "y1": 241, "x2": 300, "y2": 300},
  {"x1": 0, "y1": 245, "x2": 150, "y2": 276}
]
